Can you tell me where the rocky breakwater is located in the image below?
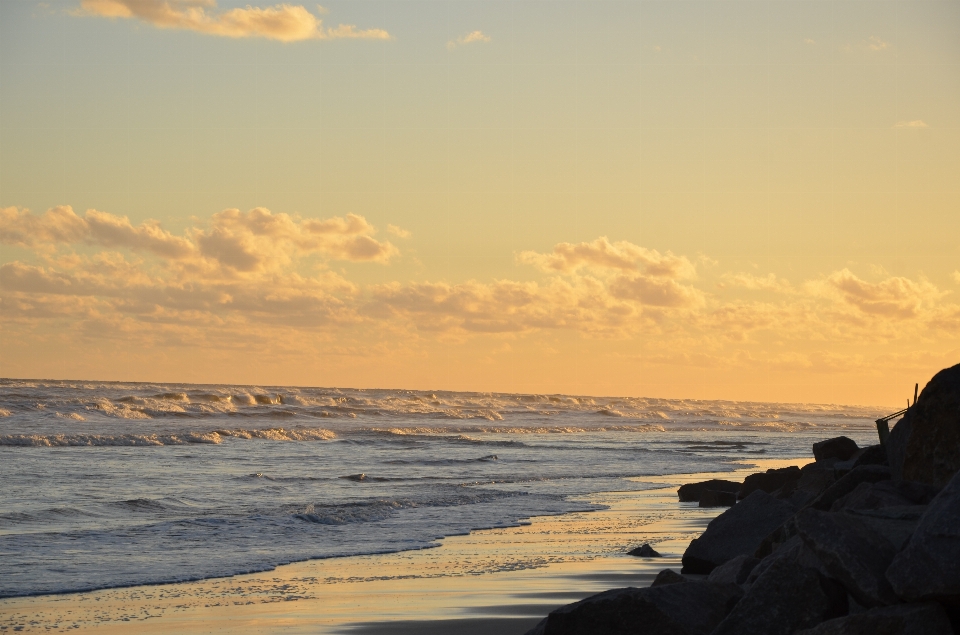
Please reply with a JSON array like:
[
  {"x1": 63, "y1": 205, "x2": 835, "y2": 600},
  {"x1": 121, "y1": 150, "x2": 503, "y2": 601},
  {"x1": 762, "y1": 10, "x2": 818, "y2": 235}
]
[{"x1": 526, "y1": 363, "x2": 960, "y2": 635}]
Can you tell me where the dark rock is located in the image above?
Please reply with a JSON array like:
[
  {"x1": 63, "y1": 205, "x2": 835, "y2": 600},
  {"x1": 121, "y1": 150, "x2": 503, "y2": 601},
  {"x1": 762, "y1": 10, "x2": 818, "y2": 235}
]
[
  {"x1": 711, "y1": 553, "x2": 847, "y2": 635},
  {"x1": 831, "y1": 480, "x2": 939, "y2": 513},
  {"x1": 681, "y1": 490, "x2": 797, "y2": 574},
  {"x1": 677, "y1": 479, "x2": 741, "y2": 503},
  {"x1": 707, "y1": 554, "x2": 759, "y2": 586},
  {"x1": 747, "y1": 535, "x2": 830, "y2": 586},
  {"x1": 629, "y1": 543, "x2": 662, "y2": 557},
  {"x1": 797, "y1": 461, "x2": 839, "y2": 497},
  {"x1": 887, "y1": 363, "x2": 960, "y2": 488},
  {"x1": 794, "y1": 508, "x2": 900, "y2": 607},
  {"x1": 809, "y1": 465, "x2": 892, "y2": 511},
  {"x1": 853, "y1": 444, "x2": 889, "y2": 468},
  {"x1": 651, "y1": 569, "x2": 686, "y2": 587},
  {"x1": 525, "y1": 581, "x2": 743, "y2": 635},
  {"x1": 739, "y1": 466, "x2": 802, "y2": 500},
  {"x1": 794, "y1": 602, "x2": 953, "y2": 635},
  {"x1": 886, "y1": 467, "x2": 960, "y2": 603},
  {"x1": 814, "y1": 436, "x2": 861, "y2": 462},
  {"x1": 699, "y1": 490, "x2": 737, "y2": 507}
]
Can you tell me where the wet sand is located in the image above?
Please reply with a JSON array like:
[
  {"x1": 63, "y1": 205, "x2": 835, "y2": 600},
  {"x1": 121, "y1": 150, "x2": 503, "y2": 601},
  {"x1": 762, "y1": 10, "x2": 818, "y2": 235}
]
[{"x1": 0, "y1": 458, "x2": 802, "y2": 634}]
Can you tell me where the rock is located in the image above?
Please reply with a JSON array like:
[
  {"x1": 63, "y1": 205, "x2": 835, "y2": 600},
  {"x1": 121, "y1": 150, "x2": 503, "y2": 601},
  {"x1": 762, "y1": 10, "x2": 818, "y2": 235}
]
[
  {"x1": 707, "y1": 554, "x2": 760, "y2": 586},
  {"x1": 814, "y1": 436, "x2": 861, "y2": 462},
  {"x1": 681, "y1": 490, "x2": 797, "y2": 574},
  {"x1": 853, "y1": 444, "x2": 889, "y2": 468},
  {"x1": 849, "y1": 513, "x2": 920, "y2": 551},
  {"x1": 629, "y1": 543, "x2": 662, "y2": 557},
  {"x1": 794, "y1": 508, "x2": 900, "y2": 607},
  {"x1": 711, "y1": 552, "x2": 847, "y2": 635},
  {"x1": 831, "y1": 480, "x2": 939, "y2": 513},
  {"x1": 887, "y1": 363, "x2": 960, "y2": 488},
  {"x1": 525, "y1": 581, "x2": 743, "y2": 635},
  {"x1": 677, "y1": 479, "x2": 741, "y2": 503},
  {"x1": 796, "y1": 461, "x2": 839, "y2": 497},
  {"x1": 794, "y1": 602, "x2": 953, "y2": 635},
  {"x1": 747, "y1": 534, "x2": 830, "y2": 585},
  {"x1": 809, "y1": 465, "x2": 892, "y2": 511},
  {"x1": 738, "y1": 466, "x2": 802, "y2": 500},
  {"x1": 886, "y1": 467, "x2": 960, "y2": 603},
  {"x1": 651, "y1": 569, "x2": 686, "y2": 587},
  {"x1": 699, "y1": 490, "x2": 737, "y2": 507}
]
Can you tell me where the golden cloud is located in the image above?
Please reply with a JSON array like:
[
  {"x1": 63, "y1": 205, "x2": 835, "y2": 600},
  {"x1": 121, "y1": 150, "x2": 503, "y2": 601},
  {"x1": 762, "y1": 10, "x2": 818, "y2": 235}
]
[{"x1": 77, "y1": 0, "x2": 389, "y2": 42}]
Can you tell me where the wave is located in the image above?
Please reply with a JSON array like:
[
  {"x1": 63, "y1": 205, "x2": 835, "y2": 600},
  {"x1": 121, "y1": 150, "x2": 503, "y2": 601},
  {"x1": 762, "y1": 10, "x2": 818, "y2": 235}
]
[{"x1": 0, "y1": 427, "x2": 336, "y2": 447}]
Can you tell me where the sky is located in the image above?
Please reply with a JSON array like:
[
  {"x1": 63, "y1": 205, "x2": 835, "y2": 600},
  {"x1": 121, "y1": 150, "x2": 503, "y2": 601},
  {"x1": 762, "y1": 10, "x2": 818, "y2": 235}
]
[{"x1": 0, "y1": 0, "x2": 958, "y2": 406}]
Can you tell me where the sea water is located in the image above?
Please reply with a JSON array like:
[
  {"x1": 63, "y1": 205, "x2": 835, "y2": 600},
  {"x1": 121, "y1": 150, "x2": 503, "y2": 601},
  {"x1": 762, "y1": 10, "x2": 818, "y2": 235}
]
[{"x1": 0, "y1": 379, "x2": 884, "y2": 598}]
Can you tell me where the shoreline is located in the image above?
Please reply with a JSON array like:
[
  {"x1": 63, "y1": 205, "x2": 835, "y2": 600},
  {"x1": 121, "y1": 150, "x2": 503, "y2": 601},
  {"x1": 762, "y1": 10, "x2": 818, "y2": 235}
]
[{"x1": 0, "y1": 458, "x2": 804, "y2": 634}]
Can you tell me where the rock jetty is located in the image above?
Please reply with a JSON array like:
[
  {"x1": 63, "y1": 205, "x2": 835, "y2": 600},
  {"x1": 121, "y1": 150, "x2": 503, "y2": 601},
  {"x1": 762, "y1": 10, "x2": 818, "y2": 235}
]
[{"x1": 526, "y1": 362, "x2": 960, "y2": 635}]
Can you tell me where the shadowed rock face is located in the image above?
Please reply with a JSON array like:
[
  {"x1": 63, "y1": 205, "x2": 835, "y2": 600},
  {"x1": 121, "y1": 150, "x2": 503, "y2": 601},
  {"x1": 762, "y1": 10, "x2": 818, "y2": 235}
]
[
  {"x1": 887, "y1": 363, "x2": 960, "y2": 488},
  {"x1": 677, "y1": 479, "x2": 740, "y2": 503},
  {"x1": 794, "y1": 602, "x2": 953, "y2": 635},
  {"x1": 682, "y1": 490, "x2": 797, "y2": 574},
  {"x1": 525, "y1": 581, "x2": 742, "y2": 635},
  {"x1": 711, "y1": 555, "x2": 847, "y2": 635},
  {"x1": 738, "y1": 466, "x2": 801, "y2": 500},
  {"x1": 794, "y1": 508, "x2": 899, "y2": 607},
  {"x1": 886, "y1": 468, "x2": 960, "y2": 603},
  {"x1": 814, "y1": 437, "x2": 860, "y2": 462}
]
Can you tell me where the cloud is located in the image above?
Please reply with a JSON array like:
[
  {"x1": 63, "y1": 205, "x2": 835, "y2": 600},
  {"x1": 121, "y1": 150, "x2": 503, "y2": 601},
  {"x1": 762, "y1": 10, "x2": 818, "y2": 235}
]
[
  {"x1": 518, "y1": 237, "x2": 696, "y2": 279},
  {"x1": 953, "y1": 271, "x2": 960, "y2": 284},
  {"x1": 821, "y1": 268, "x2": 947, "y2": 319},
  {"x1": 387, "y1": 224, "x2": 411, "y2": 239},
  {"x1": 893, "y1": 120, "x2": 929, "y2": 129},
  {"x1": 720, "y1": 272, "x2": 794, "y2": 294},
  {"x1": 447, "y1": 30, "x2": 491, "y2": 50},
  {"x1": 0, "y1": 206, "x2": 398, "y2": 275},
  {"x1": 76, "y1": 0, "x2": 389, "y2": 42},
  {"x1": 868, "y1": 36, "x2": 890, "y2": 51}
]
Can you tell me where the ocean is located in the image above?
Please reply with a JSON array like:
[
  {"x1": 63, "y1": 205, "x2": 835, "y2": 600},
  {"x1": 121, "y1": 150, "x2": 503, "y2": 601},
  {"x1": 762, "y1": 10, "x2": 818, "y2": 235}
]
[{"x1": 0, "y1": 379, "x2": 884, "y2": 599}]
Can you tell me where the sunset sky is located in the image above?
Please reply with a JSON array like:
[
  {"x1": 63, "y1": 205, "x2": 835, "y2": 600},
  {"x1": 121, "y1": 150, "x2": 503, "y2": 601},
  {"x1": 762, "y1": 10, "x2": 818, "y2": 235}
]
[{"x1": 1, "y1": 0, "x2": 958, "y2": 405}]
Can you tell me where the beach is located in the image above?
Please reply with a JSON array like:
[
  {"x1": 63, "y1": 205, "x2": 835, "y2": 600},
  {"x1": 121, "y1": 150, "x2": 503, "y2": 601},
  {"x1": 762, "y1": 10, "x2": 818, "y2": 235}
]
[{"x1": 1, "y1": 458, "x2": 803, "y2": 634}]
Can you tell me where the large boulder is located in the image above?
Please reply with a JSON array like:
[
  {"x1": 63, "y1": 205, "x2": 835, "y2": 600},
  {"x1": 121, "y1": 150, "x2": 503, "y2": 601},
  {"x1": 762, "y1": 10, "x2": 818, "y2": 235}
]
[
  {"x1": 707, "y1": 554, "x2": 760, "y2": 586},
  {"x1": 699, "y1": 490, "x2": 737, "y2": 507},
  {"x1": 809, "y1": 465, "x2": 892, "y2": 511},
  {"x1": 524, "y1": 581, "x2": 742, "y2": 635},
  {"x1": 651, "y1": 569, "x2": 686, "y2": 587},
  {"x1": 677, "y1": 479, "x2": 740, "y2": 502},
  {"x1": 886, "y1": 468, "x2": 960, "y2": 603},
  {"x1": 710, "y1": 551, "x2": 847, "y2": 635},
  {"x1": 886, "y1": 363, "x2": 960, "y2": 488},
  {"x1": 681, "y1": 490, "x2": 797, "y2": 574},
  {"x1": 814, "y1": 436, "x2": 860, "y2": 462},
  {"x1": 739, "y1": 466, "x2": 802, "y2": 499},
  {"x1": 830, "y1": 480, "x2": 940, "y2": 513},
  {"x1": 794, "y1": 602, "x2": 953, "y2": 635},
  {"x1": 629, "y1": 544, "x2": 662, "y2": 557},
  {"x1": 794, "y1": 508, "x2": 900, "y2": 607}
]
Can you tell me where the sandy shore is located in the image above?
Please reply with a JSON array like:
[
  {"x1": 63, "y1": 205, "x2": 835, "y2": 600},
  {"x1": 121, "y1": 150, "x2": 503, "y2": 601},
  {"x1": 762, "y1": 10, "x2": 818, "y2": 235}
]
[{"x1": 0, "y1": 458, "x2": 802, "y2": 634}]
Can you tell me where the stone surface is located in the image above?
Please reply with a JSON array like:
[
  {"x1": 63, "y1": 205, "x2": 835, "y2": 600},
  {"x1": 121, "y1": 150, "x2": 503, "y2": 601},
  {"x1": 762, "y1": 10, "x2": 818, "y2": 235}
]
[
  {"x1": 809, "y1": 465, "x2": 892, "y2": 511},
  {"x1": 831, "y1": 480, "x2": 939, "y2": 513},
  {"x1": 797, "y1": 462, "x2": 839, "y2": 497},
  {"x1": 738, "y1": 466, "x2": 802, "y2": 500},
  {"x1": 886, "y1": 467, "x2": 960, "y2": 602},
  {"x1": 525, "y1": 581, "x2": 742, "y2": 635},
  {"x1": 651, "y1": 569, "x2": 686, "y2": 587},
  {"x1": 681, "y1": 490, "x2": 797, "y2": 574},
  {"x1": 677, "y1": 479, "x2": 741, "y2": 503},
  {"x1": 698, "y1": 490, "x2": 737, "y2": 507},
  {"x1": 887, "y1": 363, "x2": 960, "y2": 488},
  {"x1": 853, "y1": 444, "x2": 889, "y2": 468},
  {"x1": 794, "y1": 508, "x2": 900, "y2": 607},
  {"x1": 628, "y1": 543, "x2": 662, "y2": 557},
  {"x1": 707, "y1": 554, "x2": 759, "y2": 586},
  {"x1": 814, "y1": 436, "x2": 860, "y2": 462},
  {"x1": 711, "y1": 553, "x2": 847, "y2": 635},
  {"x1": 794, "y1": 602, "x2": 953, "y2": 635}
]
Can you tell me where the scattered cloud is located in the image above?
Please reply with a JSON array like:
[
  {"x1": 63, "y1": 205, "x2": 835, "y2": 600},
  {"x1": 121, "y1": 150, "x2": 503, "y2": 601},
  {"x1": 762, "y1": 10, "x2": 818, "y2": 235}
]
[
  {"x1": 518, "y1": 237, "x2": 696, "y2": 279},
  {"x1": 75, "y1": 0, "x2": 389, "y2": 42},
  {"x1": 387, "y1": 224, "x2": 412, "y2": 239},
  {"x1": 868, "y1": 36, "x2": 890, "y2": 51},
  {"x1": 804, "y1": 38, "x2": 816, "y2": 45},
  {"x1": 720, "y1": 272, "x2": 794, "y2": 294},
  {"x1": 952, "y1": 271, "x2": 960, "y2": 284},
  {"x1": 447, "y1": 30, "x2": 490, "y2": 50},
  {"x1": 893, "y1": 120, "x2": 929, "y2": 129}
]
